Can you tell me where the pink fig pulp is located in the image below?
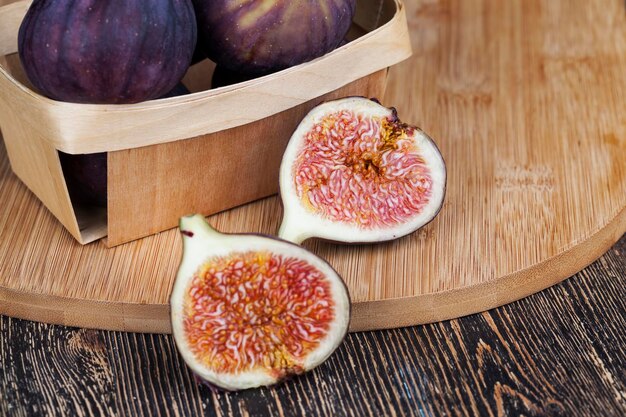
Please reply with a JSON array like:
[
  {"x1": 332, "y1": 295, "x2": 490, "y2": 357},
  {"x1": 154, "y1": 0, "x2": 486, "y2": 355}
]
[
  {"x1": 170, "y1": 215, "x2": 351, "y2": 391},
  {"x1": 279, "y1": 97, "x2": 447, "y2": 244}
]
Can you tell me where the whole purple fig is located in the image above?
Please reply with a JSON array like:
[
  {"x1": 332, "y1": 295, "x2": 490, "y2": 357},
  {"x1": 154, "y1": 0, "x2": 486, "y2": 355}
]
[
  {"x1": 193, "y1": 0, "x2": 356, "y2": 75},
  {"x1": 18, "y1": 0, "x2": 197, "y2": 104}
]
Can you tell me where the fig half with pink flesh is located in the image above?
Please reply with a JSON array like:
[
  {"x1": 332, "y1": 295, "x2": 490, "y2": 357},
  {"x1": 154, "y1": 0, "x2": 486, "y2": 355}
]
[
  {"x1": 279, "y1": 97, "x2": 447, "y2": 244},
  {"x1": 171, "y1": 214, "x2": 351, "y2": 391}
]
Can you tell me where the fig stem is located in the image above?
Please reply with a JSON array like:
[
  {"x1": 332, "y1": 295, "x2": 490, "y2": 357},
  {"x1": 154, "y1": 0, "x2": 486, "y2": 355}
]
[
  {"x1": 179, "y1": 214, "x2": 221, "y2": 241},
  {"x1": 277, "y1": 218, "x2": 308, "y2": 245}
]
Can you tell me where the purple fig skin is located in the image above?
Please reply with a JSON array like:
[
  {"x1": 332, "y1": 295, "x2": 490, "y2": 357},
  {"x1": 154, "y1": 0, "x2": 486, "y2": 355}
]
[
  {"x1": 18, "y1": 0, "x2": 197, "y2": 104},
  {"x1": 59, "y1": 152, "x2": 107, "y2": 207},
  {"x1": 191, "y1": 36, "x2": 207, "y2": 65},
  {"x1": 160, "y1": 82, "x2": 191, "y2": 98},
  {"x1": 193, "y1": 0, "x2": 356, "y2": 75},
  {"x1": 211, "y1": 66, "x2": 259, "y2": 89}
]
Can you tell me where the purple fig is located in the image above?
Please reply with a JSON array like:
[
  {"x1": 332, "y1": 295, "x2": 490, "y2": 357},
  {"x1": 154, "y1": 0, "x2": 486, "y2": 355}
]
[
  {"x1": 18, "y1": 0, "x2": 197, "y2": 104},
  {"x1": 193, "y1": 0, "x2": 356, "y2": 75}
]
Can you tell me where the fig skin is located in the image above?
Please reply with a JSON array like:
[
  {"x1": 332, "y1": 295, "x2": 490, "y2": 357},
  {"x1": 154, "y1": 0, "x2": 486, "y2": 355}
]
[
  {"x1": 211, "y1": 66, "x2": 259, "y2": 89},
  {"x1": 191, "y1": 37, "x2": 207, "y2": 65},
  {"x1": 18, "y1": 0, "x2": 197, "y2": 104},
  {"x1": 171, "y1": 215, "x2": 351, "y2": 391},
  {"x1": 59, "y1": 152, "x2": 107, "y2": 207},
  {"x1": 193, "y1": 0, "x2": 356, "y2": 75},
  {"x1": 159, "y1": 82, "x2": 192, "y2": 99}
]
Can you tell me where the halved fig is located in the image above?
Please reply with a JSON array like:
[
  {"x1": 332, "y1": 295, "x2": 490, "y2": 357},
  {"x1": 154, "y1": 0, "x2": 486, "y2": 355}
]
[
  {"x1": 279, "y1": 97, "x2": 447, "y2": 244},
  {"x1": 171, "y1": 214, "x2": 351, "y2": 391}
]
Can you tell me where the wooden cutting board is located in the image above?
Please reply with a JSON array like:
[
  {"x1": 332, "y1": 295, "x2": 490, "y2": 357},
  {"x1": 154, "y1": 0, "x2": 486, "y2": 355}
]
[{"x1": 0, "y1": 0, "x2": 624, "y2": 333}]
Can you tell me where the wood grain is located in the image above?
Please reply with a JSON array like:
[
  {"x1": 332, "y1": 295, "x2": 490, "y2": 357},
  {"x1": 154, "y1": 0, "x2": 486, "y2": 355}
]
[
  {"x1": 1, "y1": 235, "x2": 624, "y2": 416},
  {"x1": 0, "y1": 0, "x2": 27, "y2": 57},
  {"x1": 107, "y1": 70, "x2": 388, "y2": 246},
  {"x1": 0, "y1": 0, "x2": 626, "y2": 332}
]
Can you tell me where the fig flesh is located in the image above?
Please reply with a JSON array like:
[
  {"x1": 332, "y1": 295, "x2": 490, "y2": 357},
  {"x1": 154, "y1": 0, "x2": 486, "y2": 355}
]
[
  {"x1": 279, "y1": 97, "x2": 447, "y2": 244},
  {"x1": 193, "y1": 0, "x2": 356, "y2": 75},
  {"x1": 171, "y1": 215, "x2": 351, "y2": 391}
]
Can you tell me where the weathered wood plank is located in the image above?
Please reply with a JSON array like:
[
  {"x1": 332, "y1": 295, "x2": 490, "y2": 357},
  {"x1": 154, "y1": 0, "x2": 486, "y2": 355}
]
[
  {"x1": 1, "y1": 235, "x2": 624, "y2": 416},
  {"x1": 2, "y1": 0, "x2": 625, "y2": 332},
  {"x1": 0, "y1": 323, "x2": 116, "y2": 417}
]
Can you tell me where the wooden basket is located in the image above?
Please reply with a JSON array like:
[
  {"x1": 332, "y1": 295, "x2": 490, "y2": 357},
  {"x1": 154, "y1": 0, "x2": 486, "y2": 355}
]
[{"x1": 0, "y1": 0, "x2": 412, "y2": 246}]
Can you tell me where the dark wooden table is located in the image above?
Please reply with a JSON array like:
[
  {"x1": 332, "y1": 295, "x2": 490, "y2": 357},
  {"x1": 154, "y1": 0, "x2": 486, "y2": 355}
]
[{"x1": 1, "y1": 234, "x2": 624, "y2": 416}]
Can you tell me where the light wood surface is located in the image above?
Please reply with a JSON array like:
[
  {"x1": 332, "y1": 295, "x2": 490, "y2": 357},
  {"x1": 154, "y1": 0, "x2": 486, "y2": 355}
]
[
  {"x1": 1, "y1": 0, "x2": 625, "y2": 332},
  {"x1": 107, "y1": 71, "x2": 387, "y2": 246},
  {"x1": 0, "y1": 0, "x2": 410, "y2": 245},
  {"x1": 0, "y1": 0, "x2": 27, "y2": 57}
]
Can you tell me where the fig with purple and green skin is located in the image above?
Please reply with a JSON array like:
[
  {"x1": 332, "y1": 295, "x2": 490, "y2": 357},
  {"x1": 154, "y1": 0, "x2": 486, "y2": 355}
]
[
  {"x1": 193, "y1": 0, "x2": 356, "y2": 75},
  {"x1": 18, "y1": 0, "x2": 197, "y2": 104}
]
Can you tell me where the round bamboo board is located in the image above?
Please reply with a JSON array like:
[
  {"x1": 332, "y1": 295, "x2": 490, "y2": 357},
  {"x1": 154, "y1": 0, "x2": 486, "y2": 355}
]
[{"x1": 1, "y1": 0, "x2": 625, "y2": 333}]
